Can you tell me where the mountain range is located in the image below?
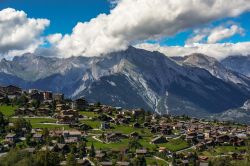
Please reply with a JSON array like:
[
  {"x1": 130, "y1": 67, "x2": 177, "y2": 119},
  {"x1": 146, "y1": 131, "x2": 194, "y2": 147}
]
[{"x1": 0, "y1": 47, "x2": 250, "y2": 120}]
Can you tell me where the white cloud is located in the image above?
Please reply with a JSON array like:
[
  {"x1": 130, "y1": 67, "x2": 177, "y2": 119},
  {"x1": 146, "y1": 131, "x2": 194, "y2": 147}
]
[
  {"x1": 46, "y1": 33, "x2": 63, "y2": 44},
  {"x1": 186, "y1": 34, "x2": 207, "y2": 45},
  {"x1": 186, "y1": 24, "x2": 244, "y2": 45},
  {"x1": 108, "y1": 0, "x2": 120, "y2": 7},
  {"x1": 207, "y1": 25, "x2": 244, "y2": 43},
  {"x1": 0, "y1": 8, "x2": 50, "y2": 58},
  {"x1": 136, "y1": 42, "x2": 250, "y2": 60},
  {"x1": 52, "y1": 0, "x2": 250, "y2": 58}
]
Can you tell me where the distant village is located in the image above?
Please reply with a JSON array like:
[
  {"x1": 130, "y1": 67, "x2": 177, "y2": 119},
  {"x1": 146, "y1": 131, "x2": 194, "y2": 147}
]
[{"x1": 0, "y1": 85, "x2": 250, "y2": 166}]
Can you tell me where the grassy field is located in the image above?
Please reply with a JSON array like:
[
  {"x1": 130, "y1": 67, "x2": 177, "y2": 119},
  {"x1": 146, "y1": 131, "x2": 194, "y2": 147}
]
[
  {"x1": 157, "y1": 138, "x2": 189, "y2": 152},
  {"x1": 201, "y1": 146, "x2": 247, "y2": 156},
  {"x1": 80, "y1": 120, "x2": 101, "y2": 129},
  {"x1": 146, "y1": 157, "x2": 169, "y2": 166},
  {"x1": 10, "y1": 117, "x2": 70, "y2": 129},
  {"x1": 86, "y1": 136, "x2": 130, "y2": 150},
  {"x1": 0, "y1": 105, "x2": 17, "y2": 116},
  {"x1": 108, "y1": 125, "x2": 152, "y2": 136},
  {"x1": 139, "y1": 137, "x2": 157, "y2": 150},
  {"x1": 79, "y1": 111, "x2": 98, "y2": 118}
]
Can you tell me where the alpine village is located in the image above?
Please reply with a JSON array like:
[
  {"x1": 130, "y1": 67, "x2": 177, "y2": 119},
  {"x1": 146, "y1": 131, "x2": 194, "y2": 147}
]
[{"x1": 0, "y1": 85, "x2": 250, "y2": 166}]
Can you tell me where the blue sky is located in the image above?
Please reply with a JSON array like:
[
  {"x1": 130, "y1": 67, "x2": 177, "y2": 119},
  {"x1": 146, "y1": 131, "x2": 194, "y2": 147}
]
[
  {"x1": 1, "y1": 0, "x2": 250, "y2": 59},
  {"x1": 1, "y1": 0, "x2": 249, "y2": 46},
  {"x1": 0, "y1": 0, "x2": 111, "y2": 35}
]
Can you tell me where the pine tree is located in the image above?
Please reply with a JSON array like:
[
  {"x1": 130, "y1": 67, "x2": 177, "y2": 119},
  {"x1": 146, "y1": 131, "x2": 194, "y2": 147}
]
[
  {"x1": 89, "y1": 143, "x2": 96, "y2": 157},
  {"x1": 66, "y1": 153, "x2": 77, "y2": 166}
]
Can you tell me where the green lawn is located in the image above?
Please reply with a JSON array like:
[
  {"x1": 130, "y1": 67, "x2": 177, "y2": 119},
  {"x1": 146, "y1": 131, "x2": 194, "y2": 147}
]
[
  {"x1": 0, "y1": 105, "x2": 17, "y2": 116},
  {"x1": 80, "y1": 120, "x2": 101, "y2": 129},
  {"x1": 139, "y1": 137, "x2": 157, "y2": 150},
  {"x1": 157, "y1": 138, "x2": 189, "y2": 152},
  {"x1": 11, "y1": 117, "x2": 70, "y2": 129},
  {"x1": 86, "y1": 136, "x2": 130, "y2": 150},
  {"x1": 146, "y1": 157, "x2": 169, "y2": 166},
  {"x1": 201, "y1": 146, "x2": 247, "y2": 156},
  {"x1": 79, "y1": 111, "x2": 98, "y2": 118},
  {"x1": 108, "y1": 125, "x2": 152, "y2": 136}
]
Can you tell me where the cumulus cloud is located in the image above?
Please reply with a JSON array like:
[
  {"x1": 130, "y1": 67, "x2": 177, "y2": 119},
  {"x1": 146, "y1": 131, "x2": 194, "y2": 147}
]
[
  {"x1": 46, "y1": 33, "x2": 63, "y2": 44},
  {"x1": 0, "y1": 8, "x2": 50, "y2": 58},
  {"x1": 207, "y1": 25, "x2": 244, "y2": 43},
  {"x1": 108, "y1": 0, "x2": 120, "y2": 7},
  {"x1": 136, "y1": 42, "x2": 250, "y2": 60},
  {"x1": 51, "y1": 0, "x2": 250, "y2": 57},
  {"x1": 186, "y1": 24, "x2": 244, "y2": 45}
]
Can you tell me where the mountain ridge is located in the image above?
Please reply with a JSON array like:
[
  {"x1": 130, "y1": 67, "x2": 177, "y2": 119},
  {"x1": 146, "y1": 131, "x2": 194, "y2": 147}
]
[{"x1": 0, "y1": 47, "x2": 249, "y2": 117}]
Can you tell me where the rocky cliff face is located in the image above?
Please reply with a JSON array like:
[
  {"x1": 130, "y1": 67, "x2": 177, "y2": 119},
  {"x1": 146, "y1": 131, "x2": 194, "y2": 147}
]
[{"x1": 0, "y1": 47, "x2": 249, "y2": 117}]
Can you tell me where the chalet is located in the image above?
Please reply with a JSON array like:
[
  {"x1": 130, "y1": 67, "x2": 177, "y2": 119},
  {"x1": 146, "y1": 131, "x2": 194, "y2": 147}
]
[
  {"x1": 63, "y1": 130, "x2": 82, "y2": 143},
  {"x1": 158, "y1": 147, "x2": 167, "y2": 153},
  {"x1": 151, "y1": 136, "x2": 168, "y2": 144},
  {"x1": 205, "y1": 139, "x2": 215, "y2": 147},
  {"x1": 23, "y1": 148, "x2": 36, "y2": 153},
  {"x1": 181, "y1": 160, "x2": 189, "y2": 166},
  {"x1": 49, "y1": 130, "x2": 63, "y2": 137},
  {"x1": 130, "y1": 132, "x2": 141, "y2": 139},
  {"x1": 56, "y1": 104, "x2": 67, "y2": 112},
  {"x1": 77, "y1": 159, "x2": 91, "y2": 166},
  {"x1": 216, "y1": 135, "x2": 230, "y2": 144},
  {"x1": 54, "y1": 144, "x2": 70, "y2": 153},
  {"x1": 143, "y1": 122, "x2": 149, "y2": 127},
  {"x1": 197, "y1": 133, "x2": 205, "y2": 141},
  {"x1": 33, "y1": 134, "x2": 43, "y2": 142},
  {"x1": 71, "y1": 98, "x2": 88, "y2": 110},
  {"x1": 15, "y1": 108, "x2": 35, "y2": 116},
  {"x1": 93, "y1": 108, "x2": 101, "y2": 113},
  {"x1": 133, "y1": 122, "x2": 140, "y2": 128},
  {"x1": 236, "y1": 139, "x2": 245, "y2": 146},
  {"x1": 199, "y1": 163, "x2": 209, "y2": 166},
  {"x1": 4, "y1": 85, "x2": 22, "y2": 95},
  {"x1": 161, "y1": 127, "x2": 172, "y2": 135},
  {"x1": 53, "y1": 93, "x2": 64, "y2": 102},
  {"x1": 5, "y1": 133, "x2": 17, "y2": 142},
  {"x1": 0, "y1": 92, "x2": 5, "y2": 99},
  {"x1": 95, "y1": 150, "x2": 106, "y2": 160},
  {"x1": 105, "y1": 132, "x2": 128, "y2": 143},
  {"x1": 199, "y1": 156, "x2": 209, "y2": 162},
  {"x1": 118, "y1": 110, "x2": 131, "y2": 116},
  {"x1": 100, "y1": 122, "x2": 110, "y2": 130},
  {"x1": 36, "y1": 107, "x2": 51, "y2": 116},
  {"x1": 61, "y1": 109, "x2": 78, "y2": 116},
  {"x1": 186, "y1": 136, "x2": 196, "y2": 143},
  {"x1": 43, "y1": 91, "x2": 53, "y2": 100},
  {"x1": 136, "y1": 149, "x2": 147, "y2": 156},
  {"x1": 118, "y1": 118, "x2": 129, "y2": 124},
  {"x1": 57, "y1": 115, "x2": 77, "y2": 124},
  {"x1": 100, "y1": 162, "x2": 113, "y2": 166},
  {"x1": 30, "y1": 92, "x2": 44, "y2": 102},
  {"x1": 174, "y1": 122, "x2": 184, "y2": 130},
  {"x1": 116, "y1": 161, "x2": 130, "y2": 166},
  {"x1": 41, "y1": 146, "x2": 55, "y2": 151},
  {"x1": 29, "y1": 89, "x2": 39, "y2": 94},
  {"x1": 196, "y1": 143, "x2": 206, "y2": 151},
  {"x1": 57, "y1": 109, "x2": 79, "y2": 124},
  {"x1": 0, "y1": 143, "x2": 3, "y2": 153},
  {"x1": 132, "y1": 109, "x2": 144, "y2": 116}
]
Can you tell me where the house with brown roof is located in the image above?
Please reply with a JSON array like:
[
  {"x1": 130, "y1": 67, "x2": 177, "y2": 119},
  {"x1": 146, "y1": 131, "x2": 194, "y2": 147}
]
[
  {"x1": 5, "y1": 133, "x2": 17, "y2": 142},
  {"x1": 151, "y1": 135, "x2": 168, "y2": 144},
  {"x1": 71, "y1": 98, "x2": 88, "y2": 110},
  {"x1": 116, "y1": 161, "x2": 130, "y2": 166},
  {"x1": 63, "y1": 130, "x2": 83, "y2": 143},
  {"x1": 105, "y1": 132, "x2": 128, "y2": 143},
  {"x1": 136, "y1": 149, "x2": 147, "y2": 156}
]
